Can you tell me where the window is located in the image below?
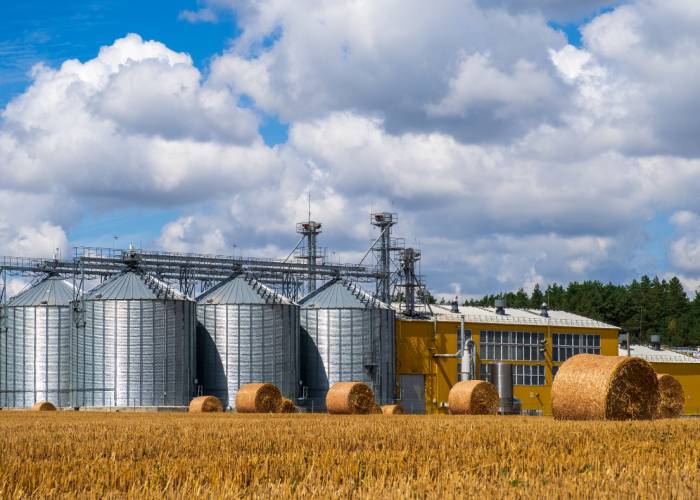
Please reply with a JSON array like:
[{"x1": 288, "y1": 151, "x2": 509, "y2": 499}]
[
  {"x1": 479, "y1": 330, "x2": 545, "y2": 361},
  {"x1": 552, "y1": 333, "x2": 600, "y2": 362},
  {"x1": 458, "y1": 329, "x2": 472, "y2": 350},
  {"x1": 552, "y1": 365, "x2": 560, "y2": 379},
  {"x1": 479, "y1": 363, "x2": 491, "y2": 382},
  {"x1": 513, "y1": 364, "x2": 546, "y2": 386},
  {"x1": 457, "y1": 362, "x2": 462, "y2": 382}
]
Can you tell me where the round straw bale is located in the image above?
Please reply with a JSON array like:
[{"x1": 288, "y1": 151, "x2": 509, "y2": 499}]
[
  {"x1": 235, "y1": 383, "x2": 283, "y2": 413},
  {"x1": 448, "y1": 380, "x2": 499, "y2": 415},
  {"x1": 326, "y1": 382, "x2": 375, "y2": 415},
  {"x1": 189, "y1": 396, "x2": 223, "y2": 413},
  {"x1": 381, "y1": 404, "x2": 406, "y2": 415},
  {"x1": 552, "y1": 354, "x2": 659, "y2": 421},
  {"x1": 369, "y1": 403, "x2": 382, "y2": 414},
  {"x1": 278, "y1": 398, "x2": 297, "y2": 414},
  {"x1": 654, "y1": 374, "x2": 684, "y2": 419},
  {"x1": 32, "y1": 402, "x2": 57, "y2": 412}
]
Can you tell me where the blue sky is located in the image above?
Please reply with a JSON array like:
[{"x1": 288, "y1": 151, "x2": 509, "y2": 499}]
[{"x1": 2, "y1": 0, "x2": 700, "y2": 299}]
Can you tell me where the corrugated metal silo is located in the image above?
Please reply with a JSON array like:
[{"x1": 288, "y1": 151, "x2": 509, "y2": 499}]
[
  {"x1": 195, "y1": 274, "x2": 299, "y2": 408},
  {"x1": 73, "y1": 270, "x2": 196, "y2": 407},
  {"x1": 0, "y1": 275, "x2": 74, "y2": 408},
  {"x1": 298, "y1": 279, "x2": 396, "y2": 409}
]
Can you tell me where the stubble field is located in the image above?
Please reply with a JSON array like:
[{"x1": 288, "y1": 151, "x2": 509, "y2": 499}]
[{"x1": 0, "y1": 412, "x2": 698, "y2": 499}]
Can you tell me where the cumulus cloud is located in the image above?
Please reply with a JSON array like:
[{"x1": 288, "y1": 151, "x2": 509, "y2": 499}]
[
  {"x1": 3, "y1": 0, "x2": 700, "y2": 300},
  {"x1": 208, "y1": 0, "x2": 567, "y2": 142},
  {"x1": 426, "y1": 53, "x2": 557, "y2": 118},
  {"x1": 0, "y1": 190, "x2": 75, "y2": 258},
  {"x1": 157, "y1": 215, "x2": 229, "y2": 255},
  {"x1": 0, "y1": 34, "x2": 277, "y2": 210},
  {"x1": 669, "y1": 211, "x2": 700, "y2": 274}
]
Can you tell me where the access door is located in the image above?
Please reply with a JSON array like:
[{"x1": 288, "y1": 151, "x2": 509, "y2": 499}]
[{"x1": 400, "y1": 374, "x2": 426, "y2": 414}]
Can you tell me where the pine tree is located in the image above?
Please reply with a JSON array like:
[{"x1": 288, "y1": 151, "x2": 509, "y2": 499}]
[
  {"x1": 666, "y1": 277, "x2": 689, "y2": 318},
  {"x1": 530, "y1": 284, "x2": 544, "y2": 309},
  {"x1": 512, "y1": 288, "x2": 529, "y2": 308},
  {"x1": 464, "y1": 275, "x2": 699, "y2": 347}
]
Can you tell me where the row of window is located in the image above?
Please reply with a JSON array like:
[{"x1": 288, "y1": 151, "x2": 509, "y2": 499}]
[
  {"x1": 553, "y1": 333, "x2": 600, "y2": 348},
  {"x1": 478, "y1": 363, "x2": 547, "y2": 386},
  {"x1": 479, "y1": 330, "x2": 545, "y2": 346},
  {"x1": 481, "y1": 344, "x2": 545, "y2": 362},
  {"x1": 553, "y1": 346, "x2": 601, "y2": 362},
  {"x1": 458, "y1": 331, "x2": 601, "y2": 348},
  {"x1": 478, "y1": 329, "x2": 545, "y2": 362}
]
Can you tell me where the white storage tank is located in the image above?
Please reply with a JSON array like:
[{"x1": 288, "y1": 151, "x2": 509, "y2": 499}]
[
  {"x1": 195, "y1": 274, "x2": 299, "y2": 408},
  {"x1": 73, "y1": 270, "x2": 196, "y2": 407},
  {"x1": 298, "y1": 279, "x2": 396, "y2": 409},
  {"x1": 0, "y1": 275, "x2": 74, "y2": 408}
]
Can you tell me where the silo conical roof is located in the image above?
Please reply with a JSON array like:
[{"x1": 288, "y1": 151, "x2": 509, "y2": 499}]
[
  {"x1": 298, "y1": 279, "x2": 388, "y2": 309},
  {"x1": 7, "y1": 275, "x2": 75, "y2": 307},
  {"x1": 84, "y1": 270, "x2": 189, "y2": 301},
  {"x1": 195, "y1": 274, "x2": 294, "y2": 305}
]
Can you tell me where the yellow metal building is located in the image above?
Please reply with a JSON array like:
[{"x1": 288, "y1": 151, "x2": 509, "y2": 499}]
[
  {"x1": 618, "y1": 344, "x2": 700, "y2": 416},
  {"x1": 396, "y1": 303, "x2": 700, "y2": 415},
  {"x1": 395, "y1": 303, "x2": 620, "y2": 415}
]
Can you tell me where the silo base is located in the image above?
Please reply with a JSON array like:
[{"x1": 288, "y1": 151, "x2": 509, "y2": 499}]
[{"x1": 77, "y1": 406, "x2": 190, "y2": 413}]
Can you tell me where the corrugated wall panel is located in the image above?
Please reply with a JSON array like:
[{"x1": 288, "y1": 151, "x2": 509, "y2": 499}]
[
  {"x1": 75, "y1": 299, "x2": 195, "y2": 407},
  {"x1": 196, "y1": 303, "x2": 298, "y2": 409},
  {"x1": 299, "y1": 307, "x2": 396, "y2": 409},
  {"x1": 1, "y1": 305, "x2": 71, "y2": 408}
]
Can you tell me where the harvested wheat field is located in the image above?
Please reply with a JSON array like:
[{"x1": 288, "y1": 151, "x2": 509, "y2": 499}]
[{"x1": 1, "y1": 413, "x2": 699, "y2": 499}]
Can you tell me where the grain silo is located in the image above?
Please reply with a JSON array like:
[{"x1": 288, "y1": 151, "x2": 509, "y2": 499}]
[
  {"x1": 195, "y1": 274, "x2": 299, "y2": 408},
  {"x1": 298, "y1": 279, "x2": 396, "y2": 409},
  {"x1": 0, "y1": 274, "x2": 74, "y2": 408},
  {"x1": 73, "y1": 270, "x2": 196, "y2": 407}
]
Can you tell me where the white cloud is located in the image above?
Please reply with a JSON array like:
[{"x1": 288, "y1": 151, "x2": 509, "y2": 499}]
[
  {"x1": 426, "y1": 53, "x2": 557, "y2": 118},
  {"x1": 669, "y1": 211, "x2": 700, "y2": 274},
  {"x1": 0, "y1": 34, "x2": 276, "y2": 210},
  {"x1": 669, "y1": 211, "x2": 699, "y2": 228},
  {"x1": 208, "y1": 0, "x2": 567, "y2": 141},
  {"x1": 178, "y1": 8, "x2": 218, "y2": 23},
  {"x1": 157, "y1": 215, "x2": 228, "y2": 255},
  {"x1": 0, "y1": 190, "x2": 74, "y2": 258},
  {"x1": 582, "y1": 7, "x2": 642, "y2": 59},
  {"x1": 3, "y1": 0, "x2": 700, "y2": 299},
  {"x1": 0, "y1": 221, "x2": 69, "y2": 259},
  {"x1": 549, "y1": 45, "x2": 592, "y2": 82}
]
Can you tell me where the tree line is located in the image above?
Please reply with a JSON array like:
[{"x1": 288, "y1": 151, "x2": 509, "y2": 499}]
[{"x1": 396, "y1": 276, "x2": 700, "y2": 347}]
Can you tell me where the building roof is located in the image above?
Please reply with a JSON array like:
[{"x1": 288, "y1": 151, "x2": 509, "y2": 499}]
[
  {"x1": 85, "y1": 270, "x2": 189, "y2": 301},
  {"x1": 298, "y1": 279, "x2": 389, "y2": 310},
  {"x1": 618, "y1": 344, "x2": 700, "y2": 364},
  {"x1": 393, "y1": 303, "x2": 618, "y2": 330},
  {"x1": 7, "y1": 275, "x2": 75, "y2": 307},
  {"x1": 195, "y1": 274, "x2": 294, "y2": 305}
]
